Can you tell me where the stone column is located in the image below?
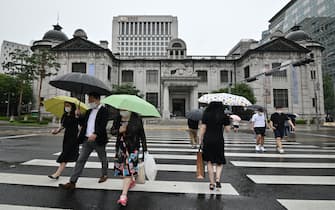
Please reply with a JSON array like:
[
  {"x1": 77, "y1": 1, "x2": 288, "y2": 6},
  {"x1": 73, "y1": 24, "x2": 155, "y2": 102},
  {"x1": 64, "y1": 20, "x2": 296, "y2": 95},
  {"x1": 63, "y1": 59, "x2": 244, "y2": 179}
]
[
  {"x1": 163, "y1": 84, "x2": 170, "y2": 119},
  {"x1": 191, "y1": 87, "x2": 198, "y2": 110}
]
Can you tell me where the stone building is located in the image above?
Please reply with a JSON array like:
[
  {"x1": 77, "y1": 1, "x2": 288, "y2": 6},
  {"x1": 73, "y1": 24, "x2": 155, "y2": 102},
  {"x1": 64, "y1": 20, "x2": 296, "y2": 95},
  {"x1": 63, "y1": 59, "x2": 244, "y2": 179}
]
[{"x1": 31, "y1": 24, "x2": 324, "y2": 120}]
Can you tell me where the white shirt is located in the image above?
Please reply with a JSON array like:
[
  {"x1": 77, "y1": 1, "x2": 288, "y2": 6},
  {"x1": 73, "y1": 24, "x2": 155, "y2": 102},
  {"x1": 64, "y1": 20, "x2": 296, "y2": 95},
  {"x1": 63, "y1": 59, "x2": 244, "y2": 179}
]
[
  {"x1": 251, "y1": 113, "x2": 266, "y2": 128},
  {"x1": 86, "y1": 104, "x2": 102, "y2": 137}
]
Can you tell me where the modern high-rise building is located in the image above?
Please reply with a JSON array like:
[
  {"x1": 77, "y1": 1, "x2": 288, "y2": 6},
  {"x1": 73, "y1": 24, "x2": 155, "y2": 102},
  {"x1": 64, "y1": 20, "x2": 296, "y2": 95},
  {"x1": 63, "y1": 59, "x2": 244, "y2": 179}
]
[
  {"x1": 112, "y1": 15, "x2": 178, "y2": 58},
  {"x1": 0, "y1": 40, "x2": 31, "y2": 73}
]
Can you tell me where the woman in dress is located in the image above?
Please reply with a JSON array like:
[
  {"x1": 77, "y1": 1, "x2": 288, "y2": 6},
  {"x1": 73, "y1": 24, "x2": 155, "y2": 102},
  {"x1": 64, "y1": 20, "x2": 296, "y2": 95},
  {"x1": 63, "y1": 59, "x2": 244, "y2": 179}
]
[
  {"x1": 112, "y1": 110, "x2": 147, "y2": 206},
  {"x1": 199, "y1": 102, "x2": 230, "y2": 190},
  {"x1": 48, "y1": 102, "x2": 79, "y2": 179}
]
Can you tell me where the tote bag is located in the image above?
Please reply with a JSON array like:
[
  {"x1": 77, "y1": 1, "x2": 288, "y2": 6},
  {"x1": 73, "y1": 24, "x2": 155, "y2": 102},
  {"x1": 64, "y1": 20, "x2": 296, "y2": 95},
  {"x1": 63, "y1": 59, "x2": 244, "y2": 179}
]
[
  {"x1": 144, "y1": 153, "x2": 157, "y2": 181},
  {"x1": 136, "y1": 161, "x2": 146, "y2": 184}
]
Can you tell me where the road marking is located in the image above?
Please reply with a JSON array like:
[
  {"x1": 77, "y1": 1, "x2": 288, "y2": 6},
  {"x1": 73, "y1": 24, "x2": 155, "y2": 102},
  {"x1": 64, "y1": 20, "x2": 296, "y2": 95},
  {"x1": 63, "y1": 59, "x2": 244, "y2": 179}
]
[
  {"x1": 0, "y1": 204, "x2": 68, "y2": 210},
  {"x1": 22, "y1": 159, "x2": 200, "y2": 172},
  {"x1": 53, "y1": 152, "x2": 335, "y2": 159},
  {"x1": 277, "y1": 199, "x2": 335, "y2": 210},
  {"x1": 0, "y1": 173, "x2": 239, "y2": 195},
  {"x1": 0, "y1": 134, "x2": 40, "y2": 140},
  {"x1": 231, "y1": 161, "x2": 335, "y2": 168},
  {"x1": 247, "y1": 175, "x2": 335, "y2": 185}
]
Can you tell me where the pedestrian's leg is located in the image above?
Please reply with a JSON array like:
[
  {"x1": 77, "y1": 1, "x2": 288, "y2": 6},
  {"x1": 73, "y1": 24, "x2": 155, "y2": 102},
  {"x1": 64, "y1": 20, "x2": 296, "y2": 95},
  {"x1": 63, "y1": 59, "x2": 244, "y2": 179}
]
[
  {"x1": 207, "y1": 161, "x2": 215, "y2": 189},
  {"x1": 117, "y1": 177, "x2": 132, "y2": 206},
  {"x1": 215, "y1": 164, "x2": 223, "y2": 182},
  {"x1": 95, "y1": 144, "x2": 108, "y2": 177},
  {"x1": 53, "y1": 162, "x2": 67, "y2": 177},
  {"x1": 70, "y1": 142, "x2": 93, "y2": 183},
  {"x1": 276, "y1": 137, "x2": 283, "y2": 149},
  {"x1": 189, "y1": 130, "x2": 196, "y2": 147}
]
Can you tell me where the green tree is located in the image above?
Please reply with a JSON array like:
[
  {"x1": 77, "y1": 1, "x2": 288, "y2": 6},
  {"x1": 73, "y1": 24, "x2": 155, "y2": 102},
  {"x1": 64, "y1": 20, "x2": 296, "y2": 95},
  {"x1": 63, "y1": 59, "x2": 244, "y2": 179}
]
[
  {"x1": 212, "y1": 83, "x2": 256, "y2": 104},
  {"x1": 111, "y1": 84, "x2": 143, "y2": 97},
  {"x1": 323, "y1": 74, "x2": 335, "y2": 116},
  {"x1": 29, "y1": 49, "x2": 60, "y2": 120},
  {"x1": 2, "y1": 49, "x2": 34, "y2": 116}
]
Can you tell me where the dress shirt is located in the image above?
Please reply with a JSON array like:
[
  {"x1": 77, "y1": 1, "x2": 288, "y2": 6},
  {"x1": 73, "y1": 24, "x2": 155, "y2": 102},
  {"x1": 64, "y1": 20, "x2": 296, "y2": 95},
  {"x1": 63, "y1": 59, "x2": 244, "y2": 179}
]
[{"x1": 86, "y1": 104, "x2": 102, "y2": 137}]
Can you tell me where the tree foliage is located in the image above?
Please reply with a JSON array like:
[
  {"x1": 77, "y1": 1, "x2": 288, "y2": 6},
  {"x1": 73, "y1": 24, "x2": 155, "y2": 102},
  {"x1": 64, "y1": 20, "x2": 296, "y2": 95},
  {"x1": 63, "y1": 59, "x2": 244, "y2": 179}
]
[
  {"x1": 111, "y1": 84, "x2": 143, "y2": 97},
  {"x1": 212, "y1": 83, "x2": 256, "y2": 104},
  {"x1": 323, "y1": 74, "x2": 335, "y2": 115}
]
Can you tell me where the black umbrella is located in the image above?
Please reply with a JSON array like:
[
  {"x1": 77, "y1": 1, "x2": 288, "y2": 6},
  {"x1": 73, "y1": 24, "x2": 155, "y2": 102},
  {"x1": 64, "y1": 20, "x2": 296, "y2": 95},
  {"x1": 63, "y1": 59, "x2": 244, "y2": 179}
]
[
  {"x1": 246, "y1": 104, "x2": 265, "y2": 111},
  {"x1": 186, "y1": 109, "x2": 203, "y2": 121},
  {"x1": 49, "y1": 72, "x2": 111, "y2": 95},
  {"x1": 286, "y1": 113, "x2": 298, "y2": 119}
]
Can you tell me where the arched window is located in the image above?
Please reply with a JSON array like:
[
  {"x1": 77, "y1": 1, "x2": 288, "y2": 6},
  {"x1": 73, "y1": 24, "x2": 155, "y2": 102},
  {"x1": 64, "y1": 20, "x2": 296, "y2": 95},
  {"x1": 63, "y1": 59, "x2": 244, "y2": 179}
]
[{"x1": 172, "y1": 43, "x2": 182, "y2": 48}]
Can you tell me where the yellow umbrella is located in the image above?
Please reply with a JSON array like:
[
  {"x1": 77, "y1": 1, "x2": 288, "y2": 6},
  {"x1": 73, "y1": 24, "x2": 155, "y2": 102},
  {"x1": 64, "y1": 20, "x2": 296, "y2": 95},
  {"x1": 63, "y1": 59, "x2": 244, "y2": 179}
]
[{"x1": 44, "y1": 96, "x2": 88, "y2": 118}]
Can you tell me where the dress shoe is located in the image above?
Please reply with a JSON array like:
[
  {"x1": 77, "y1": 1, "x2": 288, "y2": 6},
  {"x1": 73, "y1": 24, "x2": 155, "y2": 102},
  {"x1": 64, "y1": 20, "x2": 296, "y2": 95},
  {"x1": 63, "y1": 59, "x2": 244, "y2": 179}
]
[
  {"x1": 98, "y1": 175, "x2": 108, "y2": 183},
  {"x1": 59, "y1": 182, "x2": 75, "y2": 190},
  {"x1": 48, "y1": 175, "x2": 59, "y2": 180}
]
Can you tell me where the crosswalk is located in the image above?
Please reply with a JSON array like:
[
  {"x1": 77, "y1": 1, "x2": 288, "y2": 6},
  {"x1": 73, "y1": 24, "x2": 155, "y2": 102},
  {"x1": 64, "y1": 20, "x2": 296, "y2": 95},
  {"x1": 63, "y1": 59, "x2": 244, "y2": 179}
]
[{"x1": 0, "y1": 131, "x2": 335, "y2": 209}]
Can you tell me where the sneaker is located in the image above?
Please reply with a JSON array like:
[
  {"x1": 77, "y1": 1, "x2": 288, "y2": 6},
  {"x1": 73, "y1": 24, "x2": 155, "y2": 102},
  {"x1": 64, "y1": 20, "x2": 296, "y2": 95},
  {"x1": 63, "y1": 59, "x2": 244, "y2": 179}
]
[
  {"x1": 277, "y1": 148, "x2": 285, "y2": 154},
  {"x1": 98, "y1": 175, "x2": 108, "y2": 183},
  {"x1": 255, "y1": 145, "x2": 261, "y2": 152},
  {"x1": 117, "y1": 195, "x2": 128, "y2": 206},
  {"x1": 260, "y1": 146, "x2": 266, "y2": 152}
]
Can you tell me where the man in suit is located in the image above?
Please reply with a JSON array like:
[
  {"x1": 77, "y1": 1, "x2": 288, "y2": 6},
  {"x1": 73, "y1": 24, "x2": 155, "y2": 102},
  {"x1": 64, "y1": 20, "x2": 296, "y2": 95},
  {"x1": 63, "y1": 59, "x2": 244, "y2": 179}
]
[{"x1": 59, "y1": 92, "x2": 109, "y2": 190}]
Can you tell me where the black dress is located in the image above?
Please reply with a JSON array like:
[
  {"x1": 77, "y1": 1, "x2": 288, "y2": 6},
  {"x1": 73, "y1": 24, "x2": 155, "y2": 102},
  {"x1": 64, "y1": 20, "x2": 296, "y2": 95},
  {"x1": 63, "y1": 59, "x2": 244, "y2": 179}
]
[
  {"x1": 56, "y1": 114, "x2": 79, "y2": 163},
  {"x1": 202, "y1": 112, "x2": 230, "y2": 164}
]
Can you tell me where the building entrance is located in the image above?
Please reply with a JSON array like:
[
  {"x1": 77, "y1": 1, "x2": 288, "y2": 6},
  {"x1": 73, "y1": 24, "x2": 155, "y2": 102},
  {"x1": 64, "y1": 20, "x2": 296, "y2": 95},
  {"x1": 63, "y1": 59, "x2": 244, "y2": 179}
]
[{"x1": 172, "y1": 98, "x2": 185, "y2": 117}]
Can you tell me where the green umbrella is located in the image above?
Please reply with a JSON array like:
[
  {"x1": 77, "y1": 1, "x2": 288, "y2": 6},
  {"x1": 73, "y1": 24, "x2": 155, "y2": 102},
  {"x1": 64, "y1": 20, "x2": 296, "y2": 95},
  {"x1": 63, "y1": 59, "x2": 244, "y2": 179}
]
[{"x1": 101, "y1": 94, "x2": 161, "y2": 118}]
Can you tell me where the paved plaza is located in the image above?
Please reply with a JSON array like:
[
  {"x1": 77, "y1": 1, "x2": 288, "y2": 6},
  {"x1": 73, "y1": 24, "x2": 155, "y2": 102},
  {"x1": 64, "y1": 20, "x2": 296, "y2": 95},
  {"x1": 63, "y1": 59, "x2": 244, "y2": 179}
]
[{"x1": 0, "y1": 122, "x2": 334, "y2": 209}]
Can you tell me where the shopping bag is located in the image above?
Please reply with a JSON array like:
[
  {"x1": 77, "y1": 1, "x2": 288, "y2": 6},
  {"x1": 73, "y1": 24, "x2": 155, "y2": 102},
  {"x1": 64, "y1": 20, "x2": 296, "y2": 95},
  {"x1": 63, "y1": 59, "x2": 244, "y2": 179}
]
[
  {"x1": 144, "y1": 153, "x2": 157, "y2": 181},
  {"x1": 136, "y1": 161, "x2": 146, "y2": 184},
  {"x1": 196, "y1": 148, "x2": 204, "y2": 179}
]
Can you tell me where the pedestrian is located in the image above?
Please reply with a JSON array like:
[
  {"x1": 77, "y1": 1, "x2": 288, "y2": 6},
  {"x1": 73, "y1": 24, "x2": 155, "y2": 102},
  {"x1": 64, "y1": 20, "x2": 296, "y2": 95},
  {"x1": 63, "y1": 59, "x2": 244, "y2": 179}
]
[
  {"x1": 187, "y1": 118, "x2": 199, "y2": 148},
  {"x1": 111, "y1": 110, "x2": 148, "y2": 206},
  {"x1": 250, "y1": 107, "x2": 267, "y2": 152},
  {"x1": 49, "y1": 101, "x2": 79, "y2": 179},
  {"x1": 199, "y1": 101, "x2": 230, "y2": 191},
  {"x1": 269, "y1": 106, "x2": 295, "y2": 153},
  {"x1": 59, "y1": 92, "x2": 109, "y2": 190}
]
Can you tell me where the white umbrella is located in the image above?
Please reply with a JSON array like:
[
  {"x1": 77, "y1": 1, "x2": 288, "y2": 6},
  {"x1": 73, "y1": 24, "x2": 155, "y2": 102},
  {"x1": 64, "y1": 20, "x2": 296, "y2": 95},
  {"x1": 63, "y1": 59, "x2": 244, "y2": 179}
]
[{"x1": 198, "y1": 93, "x2": 252, "y2": 106}]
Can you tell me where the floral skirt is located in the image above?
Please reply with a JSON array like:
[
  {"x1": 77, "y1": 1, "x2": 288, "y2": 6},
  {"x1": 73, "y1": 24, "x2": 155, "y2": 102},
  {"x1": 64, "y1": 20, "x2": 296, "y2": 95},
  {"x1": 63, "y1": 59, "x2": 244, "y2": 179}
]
[{"x1": 114, "y1": 138, "x2": 139, "y2": 177}]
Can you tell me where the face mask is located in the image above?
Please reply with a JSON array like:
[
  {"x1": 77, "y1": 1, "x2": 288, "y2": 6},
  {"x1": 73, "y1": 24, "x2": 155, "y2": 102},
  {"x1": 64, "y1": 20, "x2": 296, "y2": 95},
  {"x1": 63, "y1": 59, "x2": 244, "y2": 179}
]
[
  {"x1": 120, "y1": 110, "x2": 131, "y2": 118},
  {"x1": 89, "y1": 102, "x2": 97, "y2": 109},
  {"x1": 64, "y1": 107, "x2": 71, "y2": 113}
]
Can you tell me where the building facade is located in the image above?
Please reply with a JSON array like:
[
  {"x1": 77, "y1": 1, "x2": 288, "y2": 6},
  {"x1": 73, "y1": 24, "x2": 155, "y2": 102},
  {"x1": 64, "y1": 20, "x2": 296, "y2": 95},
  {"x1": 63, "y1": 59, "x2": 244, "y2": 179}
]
[
  {"x1": 112, "y1": 15, "x2": 178, "y2": 58},
  {"x1": 0, "y1": 40, "x2": 31, "y2": 73},
  {"x1": 30, "y1": 25, "x2": 324, "y2": 121}
]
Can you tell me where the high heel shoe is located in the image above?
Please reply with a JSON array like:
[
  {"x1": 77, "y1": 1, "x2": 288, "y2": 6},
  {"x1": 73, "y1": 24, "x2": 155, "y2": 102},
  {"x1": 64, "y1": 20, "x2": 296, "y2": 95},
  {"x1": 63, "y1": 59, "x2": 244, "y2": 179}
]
[
  {"x1": 48, "y1": 175, "x2": 59, "y2": 180},
  {"x1": 216, "y1": 181, "x2": 221, "y2": 189},
  {"x1": 209, "y1": 183, "x2": 215, "y2": 190}
]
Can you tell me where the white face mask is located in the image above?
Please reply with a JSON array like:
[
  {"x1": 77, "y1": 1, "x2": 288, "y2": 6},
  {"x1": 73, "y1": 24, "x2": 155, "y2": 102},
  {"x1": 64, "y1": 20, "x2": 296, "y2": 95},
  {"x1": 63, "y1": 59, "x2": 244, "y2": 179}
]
[
  {"x1": 89, "y1": 102, "x2": 97, "y2": 109},
  {"x1": 120, "y1": 110, "x2": 131, "y2": 118},
  {"x1": 64, "y1": 107, "x2": 71, "y2": 113}
]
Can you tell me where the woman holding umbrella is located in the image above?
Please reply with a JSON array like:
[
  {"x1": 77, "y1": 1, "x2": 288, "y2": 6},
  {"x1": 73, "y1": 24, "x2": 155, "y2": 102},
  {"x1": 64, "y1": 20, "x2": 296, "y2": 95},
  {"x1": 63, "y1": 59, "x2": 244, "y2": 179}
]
[
  {"x1": 49, "y1": 102, "x2": 79, "y2": 179},
  {"x1": 111, "y1": 109, "x2": 148, "y2": 207}
]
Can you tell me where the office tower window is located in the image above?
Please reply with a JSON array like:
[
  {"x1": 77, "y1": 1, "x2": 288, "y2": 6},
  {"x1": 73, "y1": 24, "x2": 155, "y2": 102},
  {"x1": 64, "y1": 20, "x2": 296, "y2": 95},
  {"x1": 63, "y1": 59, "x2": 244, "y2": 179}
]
[
  {"x1": 146, "y1": 70, "x2": 158, "y2": 83},
  {"x1": 220, "y1": 70, "x2": 229, "y2": 83},
  {"x1": 197, "y1": 70, "x2": 208, "y2": 83},
  {"x1": 244, "y1": 66, "x2": 250, "y2": 78},
  {"x1": 273, "y1": 89, "x2": 288, "y2": 108},
  {"x1": 146, "y1": 92, "x2": 158, "y2": 107},
  {"x1": 122, "y1": 70, "x2": 133, "y2": 83}
]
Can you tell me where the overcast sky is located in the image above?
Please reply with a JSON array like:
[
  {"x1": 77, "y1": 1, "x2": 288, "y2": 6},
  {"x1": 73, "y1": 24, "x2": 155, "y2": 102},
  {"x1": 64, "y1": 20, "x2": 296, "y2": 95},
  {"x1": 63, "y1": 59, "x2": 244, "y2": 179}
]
[{"x1": 0, "y1": 0, "x2": 290, "y2": 55}]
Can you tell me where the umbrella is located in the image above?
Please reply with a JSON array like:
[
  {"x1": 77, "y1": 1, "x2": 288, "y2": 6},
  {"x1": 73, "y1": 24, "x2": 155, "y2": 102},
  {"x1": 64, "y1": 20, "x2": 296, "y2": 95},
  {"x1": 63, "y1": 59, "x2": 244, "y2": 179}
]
[
  {"x1": 44, "y1": 96, "x2": 88, "y2": 117},
  {"x1": 101, "y1": 94, "x2": 161, "y2": 118},
  {"x1": 287, "y1": 113, "x2": 298, "y2": 119},
  {"x1": 185, "y1": 109, "x2": 203, "y2": 121},
  {"x1": 230, "y1": 114, "x2": 241, "y2": 121},
  {"x1": 246, "y1": 104, "x2": 265, "y2": 111},
  {"x1": 49, "y1": 72, "x2": 111, "y2": 95},
  {"x1": 198, "y1": 93, "x2": 252, "y2": 106}
]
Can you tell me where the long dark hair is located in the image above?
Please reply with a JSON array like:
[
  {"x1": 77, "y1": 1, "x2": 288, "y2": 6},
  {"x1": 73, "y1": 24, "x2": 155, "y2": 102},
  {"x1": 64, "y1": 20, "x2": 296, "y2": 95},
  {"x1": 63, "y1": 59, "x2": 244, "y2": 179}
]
[
  {"x1": 203, "y1": 101, "x2": 227, "y2": 123},
  {"x1": 65, "y1": 102, "x2": 76, "y2": 117}
]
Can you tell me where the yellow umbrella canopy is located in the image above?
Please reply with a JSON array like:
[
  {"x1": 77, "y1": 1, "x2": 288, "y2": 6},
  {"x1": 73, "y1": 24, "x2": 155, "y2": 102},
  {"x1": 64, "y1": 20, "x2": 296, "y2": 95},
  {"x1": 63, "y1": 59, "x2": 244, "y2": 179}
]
[{"x1": 44, "y1": 96, "x2": 88, "y2": 118}]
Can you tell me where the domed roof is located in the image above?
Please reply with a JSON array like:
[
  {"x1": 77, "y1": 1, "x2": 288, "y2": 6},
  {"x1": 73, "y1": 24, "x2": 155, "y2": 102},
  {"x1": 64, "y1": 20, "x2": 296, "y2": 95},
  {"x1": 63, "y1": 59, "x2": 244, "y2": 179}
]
[
  {"x1": 42, "y1": 24, "x2": 68, "y2": 42},
  {"x1": 285, "y1": 25, "x2": 311, "y2": 42},
  {"x1": 73, "y1": 29, "x2": 88, "y2": 39}
]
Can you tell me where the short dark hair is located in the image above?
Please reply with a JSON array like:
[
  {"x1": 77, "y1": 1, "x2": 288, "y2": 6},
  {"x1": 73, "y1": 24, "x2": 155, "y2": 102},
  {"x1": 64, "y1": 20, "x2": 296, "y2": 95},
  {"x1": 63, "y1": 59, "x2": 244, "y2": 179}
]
[
  {"x1": 88, "y1": 92, "x2": 101, "y2": 100},
  {"x1": 257, "y1": 107, "x2": 264, "y2": 112}
]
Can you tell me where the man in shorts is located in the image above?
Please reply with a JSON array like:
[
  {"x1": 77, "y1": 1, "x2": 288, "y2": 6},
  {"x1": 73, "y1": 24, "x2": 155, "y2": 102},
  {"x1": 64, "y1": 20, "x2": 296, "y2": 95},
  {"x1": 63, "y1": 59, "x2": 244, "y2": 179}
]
[
  {"x1": 269, "y1": 106, "x2": 295, "y2": 153},
  {"x1": 250, "y1": 107, "x2": 267, "y2": 152}
]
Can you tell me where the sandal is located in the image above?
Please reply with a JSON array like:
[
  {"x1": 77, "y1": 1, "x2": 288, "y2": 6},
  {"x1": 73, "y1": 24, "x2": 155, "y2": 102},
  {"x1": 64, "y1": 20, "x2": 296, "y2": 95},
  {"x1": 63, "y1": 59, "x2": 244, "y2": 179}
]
[
  {"x1": 216, "y1": 181, "x2": 221, "y2": 188},
  {"x1": 209, "y1": 183, "x2": 215, "y2": 190},
  {"x1": 117, "y1": 195, "x2": 128, "y2": 206}
]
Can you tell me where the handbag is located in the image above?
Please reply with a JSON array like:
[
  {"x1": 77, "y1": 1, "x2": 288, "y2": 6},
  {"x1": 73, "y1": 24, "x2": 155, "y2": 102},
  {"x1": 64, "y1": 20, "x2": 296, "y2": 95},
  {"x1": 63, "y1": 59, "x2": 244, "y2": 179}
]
[
  {"x1": 136, "y1": 161, "x2": 146, "y2": 184},
  {"x1": 196, "y1": 147, "x2": 205, "y2": 179},
  {"x1": 144, "y1": 152, "x2": 157, "y2": 181}
]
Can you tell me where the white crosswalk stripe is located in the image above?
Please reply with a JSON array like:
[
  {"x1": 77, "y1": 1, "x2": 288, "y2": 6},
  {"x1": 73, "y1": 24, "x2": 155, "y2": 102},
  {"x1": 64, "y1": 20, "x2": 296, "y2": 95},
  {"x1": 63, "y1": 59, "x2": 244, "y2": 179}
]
[
  {"x1": 277, "y1": 199, "x2": 335, "y2": 210},
  {"x1": 0, "y1": 204, "x2": 68, "y2": 210}
]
